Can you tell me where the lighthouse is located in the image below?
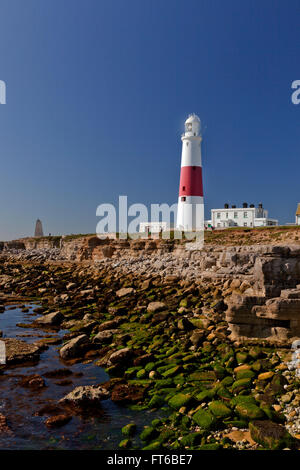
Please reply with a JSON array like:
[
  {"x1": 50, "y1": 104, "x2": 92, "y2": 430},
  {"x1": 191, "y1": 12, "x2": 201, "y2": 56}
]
[{"x1": 176, "y1": 114, "x2": 204, "y2": 232}]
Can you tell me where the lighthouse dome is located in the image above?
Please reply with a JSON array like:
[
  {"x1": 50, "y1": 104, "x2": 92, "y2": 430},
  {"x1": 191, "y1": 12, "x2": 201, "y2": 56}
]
[{"x1": 184, "y1": 113, "x2": 201, "y2": 136}]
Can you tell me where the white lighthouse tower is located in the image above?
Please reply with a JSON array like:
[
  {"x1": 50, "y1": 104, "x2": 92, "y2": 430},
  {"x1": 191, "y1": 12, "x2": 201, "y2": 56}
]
[{"x1": 176, "y1": 114, "x2": 204, "y2": 232}]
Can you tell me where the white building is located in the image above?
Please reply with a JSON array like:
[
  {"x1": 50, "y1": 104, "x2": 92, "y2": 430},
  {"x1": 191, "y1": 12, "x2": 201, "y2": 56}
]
[
  {"x1": 296, "y1": 204, "x2": 300, "y2": 225},
  {"x1": 209, "y1": 203, "x2": 278, "y2": 228},
  {"x1": 176, "y1": 114, "x2": 204, "y2": 231}
]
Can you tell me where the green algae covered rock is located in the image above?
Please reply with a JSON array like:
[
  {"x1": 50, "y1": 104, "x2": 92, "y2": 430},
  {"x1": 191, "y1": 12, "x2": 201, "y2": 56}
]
[
  {"x1": 198, "y1": 443, "x2": 221, "y2": 450},
  {"x1": 121, "y1": 422, "x2": 136, "y2": 437},
  {"x1": 119, "y1": 438, "x2": 131, "y2": 448},
  {"x1": 235, "y1": 369, "x2": 256, "y2": 380},
  {"x1": 180, "y1": 432, "x2": 203, "y2": 447},
  {"x1": 230, "y1": 395, "x2": 257, "y2": 407},
  {"x1": 249, "y1": 420, "x2": 298, "y2": 450},
  {"x1": 142, "y1": 441, "x2": 161, "y2": 450},
  {"x1": 145, "y1": 361, "x2": 155, "y2": 372},
  {"x1": 208, "y1": 400, "x2": 232, "y2": 418},
  {"x1": 259, "y1": 403, "x2": 285, "y2": 423},
  {"x1": 192, "y1": 409, "x2": 216, "y2": 430},
  {"x1": 195, "y1": 389, "x2": 216, "y2": 403},
  {"x1": 223, "y1": 419, "x2": 248, "y2": 429},
  {"x1": 154, "y1": 378, "x2": 174, "y2": 389},
  {"x1": 148, "y1": 394, "x2": 165, "y2": 408},
  {"x1": 221, "y1": 376, "x2": 234, "y2": 387},
  {"x1": 189, "y1": 370, "x2": 216, "y2": 382},
  {"x1": 136, "y1": 368, "x2": 146, "y2": 379},
  {"x1": 236, "y1": 351, "x2": 248, "y2": 364},
  {"x1": 216, "y1": 386, "x2": 233, "y2": 400},
  {"x1": 235, "y1": 403, "x2": 265, "y2": 420},
  {"x1": 162, "y1": 365, "x2": 181, "y2": 378},
  {"x1": 140, "y1": 426, "x2": 158, "y2": 442},
  {"x1": 157, "y1": 428, "x2": 175, "y2": 443},
  {"x1": 231, "y1": 377, "x2": 252, "y2": 394},
  {"x1": 168, "y1": 393, "x2": 192, "y2": 410}
]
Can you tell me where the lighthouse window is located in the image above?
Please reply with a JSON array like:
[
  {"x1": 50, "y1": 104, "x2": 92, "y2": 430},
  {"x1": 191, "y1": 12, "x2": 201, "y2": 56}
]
[
  {"x1": 186, "y1": 142, "x2": 189, "y2": 146},
  {"x1": 182, "y1": 186, "x2": 186, "y2": 191},
  {"x1": 181, "y1": 197, "x2": 186, "y2": 202}
]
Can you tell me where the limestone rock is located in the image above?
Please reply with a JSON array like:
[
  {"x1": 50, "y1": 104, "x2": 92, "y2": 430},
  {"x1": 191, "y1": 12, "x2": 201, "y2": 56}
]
[
  {"x1": 59, "y1": 334, "x2": 89, "y2": 360},
  {"x1": 3, "y1": 338, "x2": 43, "y2": 365},
  {"x1": 59, "y1": 385, "x2": 109, "y2": 406},
  {"x1": 45, "y1": 414, "x2": 72, "y2": 428},
  {"x1": 36, "y1": 311, "x2": 63, "y2": 326},
  {"x1": 92, "y1": 329, "x2": 118, "y2": 344},
  {"x1": 147, "y1": 301, "x2": 166, "y2": 313},
  {"x1": 109, "y1": 348, "x2": 132, "y2": 365},
  {"x1": 116, "y1": 287, "x2": 135, "y2": 297}
]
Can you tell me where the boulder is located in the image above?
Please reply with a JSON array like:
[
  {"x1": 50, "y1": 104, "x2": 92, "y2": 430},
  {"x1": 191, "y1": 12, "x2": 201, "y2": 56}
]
[
  {"x1": 109, "y1": 348, "x2": 132, "y2": 365},
  {"x1": 147, "y1": 302, "x2": 166, "y2": 313},
  {"x1": 177, "y1": 318, "x2": 194, "y2": 331},
  {"x1": 36, "y1": 311, "x2": 63, "y2": 326},
  {"x1": 192, "y1": 409, "x2": 216, "y2": 430},
  {"x1": 116, "y1": 287, "x2": 135, "y2": 298},
  {"x1": 249, "y1": 420, "x2": 298, "y2": 450},
  {"x1": 59, "y1": 334, "x2": 89, "y2": 360},
  {"x1": 59, "y1": 385, "x2": 109, "y2": 406},
  {"x1": 92, "y1": 330, "x2": 118, "y2": 344},
  {"x1": 3, "y1": 338, "x2": 43, "y2": 365},
  {"x1": 98, "y1": 320, "x2": 119, "y2": 332},
  {"x1": 111, "y1": 383, "x2": 145, "y2": 404},
  {"x1": 19, "y1": 374, "x2": 45, "y2": 390},
  {"x1": 45, "y1": 414, "x2": 72, "y2": 428}
]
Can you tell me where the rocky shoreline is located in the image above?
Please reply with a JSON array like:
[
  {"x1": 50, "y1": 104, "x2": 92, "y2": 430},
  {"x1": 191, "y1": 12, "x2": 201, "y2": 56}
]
[{"x1": 1, "y1": 256, "x2": 300, "y2": 450}]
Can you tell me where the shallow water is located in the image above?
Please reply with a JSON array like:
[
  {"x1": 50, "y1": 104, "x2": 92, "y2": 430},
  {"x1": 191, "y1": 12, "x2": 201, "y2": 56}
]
[{"x1": 0, "y1": 306, "x2": 163, "y2": 450}]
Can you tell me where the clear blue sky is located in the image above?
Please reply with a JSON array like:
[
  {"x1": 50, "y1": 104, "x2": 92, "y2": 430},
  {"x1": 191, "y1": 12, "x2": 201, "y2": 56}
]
[{"x1": 0, "y1": 0, "x2": 299, "y2": 239}]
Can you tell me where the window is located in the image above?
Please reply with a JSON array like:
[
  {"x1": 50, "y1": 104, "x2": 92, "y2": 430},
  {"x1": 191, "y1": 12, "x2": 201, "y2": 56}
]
[
  {"x1": 217, "y1": 223, "x2": 221, "y2": 227},
  {"x1": 186, "y1": 123, "x2": 192, "y2": 132},
  {"x1": 181, "y1": 196, "x2": 186, "y2": 202},
  {"x1": 244, "y1": 222, "x2": 247, "y2": 227},
  {"x1": 217, "y1": 213, "x2": 221, "y2": 219},
  {"x1": 226, "y1": 212, "x2": 228, "y2": 218},
  {"x1": 234, "y1": 223, "x2": 238, "y2": 226},
  {"x1": 244, "y1": 212, "x2": 248, "y2": 218},
  {"x1": 182, "y1": 186, "x2": 186, "y2": 191},
  {"x1": 234, "y1": 212, "x2": 238, "y2": 218},
  {"x1": 186, "y1": 142, "x2": 189, "y2": 146}
]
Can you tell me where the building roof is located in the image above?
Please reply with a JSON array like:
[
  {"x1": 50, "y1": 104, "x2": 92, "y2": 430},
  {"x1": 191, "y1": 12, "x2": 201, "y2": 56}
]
[{"x1": 296, "y1": 203, "x2": 300, "y2": 216}]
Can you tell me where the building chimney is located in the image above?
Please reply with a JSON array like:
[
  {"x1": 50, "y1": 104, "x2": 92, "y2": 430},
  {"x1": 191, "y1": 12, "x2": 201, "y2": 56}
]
[
  {"x1": 243, "y1": 202, "x2": 248, "y2": 208},
  {"x1": 232, "y1": 205, "x2": 236, "y2": 208},
  {"x1": 224, "y1": 203, "x2": 229, "y2": 209}
]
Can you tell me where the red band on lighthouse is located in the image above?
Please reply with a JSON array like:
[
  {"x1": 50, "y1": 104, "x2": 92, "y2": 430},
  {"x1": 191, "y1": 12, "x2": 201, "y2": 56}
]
[{"x1": 179, "y1": 166, "x2": 203, "y2": 197}]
